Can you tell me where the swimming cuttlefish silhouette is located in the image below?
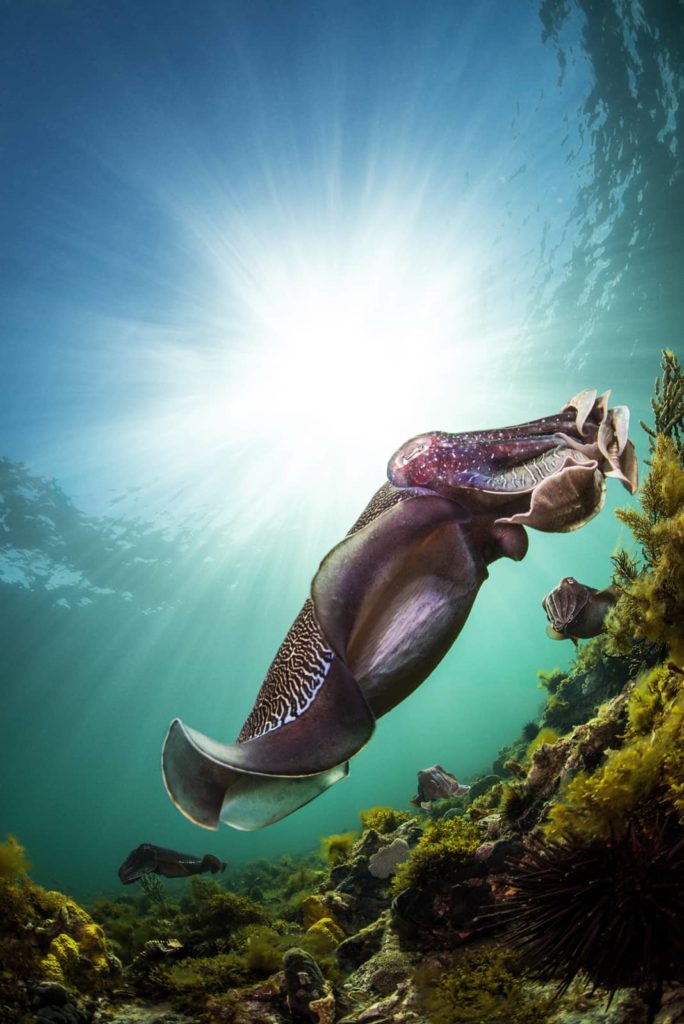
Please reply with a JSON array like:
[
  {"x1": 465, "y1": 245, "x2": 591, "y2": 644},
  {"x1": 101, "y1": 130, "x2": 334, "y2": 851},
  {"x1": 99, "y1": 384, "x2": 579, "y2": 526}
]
[{"x1": 162, "y1": 388, "x2": 637, "y2": 831}]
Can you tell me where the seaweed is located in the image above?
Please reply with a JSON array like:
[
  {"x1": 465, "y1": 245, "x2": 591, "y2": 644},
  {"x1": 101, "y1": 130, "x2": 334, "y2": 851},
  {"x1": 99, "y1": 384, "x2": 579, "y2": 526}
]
[
  {"x1": 524, "y1": 727, "x2": 559, "y2": 760},
  {"x1": 414, "y1": 943, "x2": 553, "y2": 1023},
  {"x1": 358, "y1": 806, "x2": 412, "y2": 834},
  {"x1": 640, "y1": 348, "x2": 684, "y2": 460},
  {"x1": 606, "y1": 351, "x2": 684, "y2": 665},
  {"x1": 607, "y1": 435, "x2": 684, "y2": 664},
  {"x1": 0, "y1": 835, "x2": 30, "y2": 881},
  {"x1": 320, "y1": 831, "x2": 358, "y2": 866},
  {"x1": 545, "y1": 667, "x2": 684, "y2": 841},
  {"x1": 0, "y1": 851, "x2": 120, "y2": 1020},
  {"x1": 392, "y1": 817, "x2": 482, "y2": 894}
]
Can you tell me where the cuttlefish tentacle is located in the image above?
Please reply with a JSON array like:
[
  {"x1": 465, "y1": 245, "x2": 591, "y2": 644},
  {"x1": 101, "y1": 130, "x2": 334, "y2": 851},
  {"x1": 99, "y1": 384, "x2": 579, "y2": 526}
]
[
  {"x1": 387, "y1": 390, "x2": 637, "y2": 532},
  {"x1": 163, "y1": 389, "x2": 637, "y2": 832}
]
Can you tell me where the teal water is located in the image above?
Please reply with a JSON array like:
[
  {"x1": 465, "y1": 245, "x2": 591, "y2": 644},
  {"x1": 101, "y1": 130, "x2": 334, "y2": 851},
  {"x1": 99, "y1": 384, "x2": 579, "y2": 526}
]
[{"x1": 1, "y1": 0, "x2": 682, "y2": 899}]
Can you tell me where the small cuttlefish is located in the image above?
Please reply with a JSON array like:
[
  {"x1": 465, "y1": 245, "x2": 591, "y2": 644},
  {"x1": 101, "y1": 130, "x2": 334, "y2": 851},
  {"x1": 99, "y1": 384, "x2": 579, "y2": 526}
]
[
  {"x1": 542, "y1": 576, "x2": 619, "y2": 644},
  {"x1": 410, "y1": 763, "x2": 471, "y2": 810},
  {"x1": 117, "y1": 843, "x2": 227, "y2": 884}
]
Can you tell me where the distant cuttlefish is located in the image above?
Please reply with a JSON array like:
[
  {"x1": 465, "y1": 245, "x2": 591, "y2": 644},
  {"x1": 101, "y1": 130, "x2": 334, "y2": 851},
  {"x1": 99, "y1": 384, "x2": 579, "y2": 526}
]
[
  {"x1": 411, "y1": 764, "x2": 470, "y2": 810},
  {"x1": 162, "y1": 389, "x2": 637, "y2": 831},
  {"x1": 118, "y1": 843, "x2": 226, "y2": 884},
  {"x1": 543, "y1": 576, "x2": 619, "y2": 644}
]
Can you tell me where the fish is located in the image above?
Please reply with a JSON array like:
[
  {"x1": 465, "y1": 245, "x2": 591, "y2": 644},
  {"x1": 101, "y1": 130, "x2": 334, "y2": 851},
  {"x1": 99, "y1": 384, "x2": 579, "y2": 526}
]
[
  {"x1": 117, "y1": 843, "x2": 227, "y2": 884},
  {"x1": 542, "y1": 575, "x2": 619, "y2": 643},
  {"x1": 162, "y1": 388, "x2": 637, "y2": 832},
  {"x1": 410, "y1": 763, "x2": 471, "y2": 809}
]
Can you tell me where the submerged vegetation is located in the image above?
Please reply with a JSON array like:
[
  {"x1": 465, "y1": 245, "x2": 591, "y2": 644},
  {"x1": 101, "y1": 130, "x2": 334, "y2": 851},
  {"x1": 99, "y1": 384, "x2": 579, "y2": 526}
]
[
  {"x1": 392, "y1": 816, "x2": 482, "y2": 894},
  {"x1": 3, "y1": 352, "x2": 683, "y2": 1023},
  {"x1": 415, "y1": 944, "x2": 554, "y2": 1024}
]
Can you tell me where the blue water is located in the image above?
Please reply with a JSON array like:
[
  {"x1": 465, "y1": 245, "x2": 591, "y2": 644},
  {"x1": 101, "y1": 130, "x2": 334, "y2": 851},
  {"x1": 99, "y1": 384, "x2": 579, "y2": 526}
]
[{"x1": 1, "y1": 0, "x2": 682, "y2": 898}]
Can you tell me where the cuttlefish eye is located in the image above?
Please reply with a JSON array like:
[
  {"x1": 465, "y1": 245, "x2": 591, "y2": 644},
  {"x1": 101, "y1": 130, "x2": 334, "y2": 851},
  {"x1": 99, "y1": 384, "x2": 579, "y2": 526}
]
[{"x1": 396, "y1": 438, "x2": 431, "y2": 466}]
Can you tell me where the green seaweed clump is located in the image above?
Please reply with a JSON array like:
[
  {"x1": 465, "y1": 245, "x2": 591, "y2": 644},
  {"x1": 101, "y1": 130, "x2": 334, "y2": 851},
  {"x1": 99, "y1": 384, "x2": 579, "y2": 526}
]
[
  {"x1": 545, "y1": 664, "x2": 684, "y2": 841},
  {"x1": 148, "y1": 951, "x2": 251, "y2": 1008},
  {"x1": 607, "y1": 350, "x2": 684, "y2": 666},
  {"x1": 0, "y1": 835, "x2": 30, "y2": 881},
  {"x1": 0, "y1": 851, "x2": 120, "y2": 1021},
  {"x1": 414, "y1": 943, "x2": 553, "y2": 1023},
  {"x1": 358, "y1": 806, "x2": 412, "y2": 834},
  {"x1": 320, "y1": 831, "x2": 358, "y2": 865},
  {"x1": 524, "y1": 727, "x2": 559, "y2": 760},
  {"x1": 392, "y1": 817, "x2": 482, "y2": 894},
  {"x1": 178, "y1": 877, "x2": 267, "y2": 947},
  {"x1": 640, "y1": 348, "x2": 684, "y2": 458},
  {"x1": 607, "y1": 435, "x2": 684, "y2": 664}
]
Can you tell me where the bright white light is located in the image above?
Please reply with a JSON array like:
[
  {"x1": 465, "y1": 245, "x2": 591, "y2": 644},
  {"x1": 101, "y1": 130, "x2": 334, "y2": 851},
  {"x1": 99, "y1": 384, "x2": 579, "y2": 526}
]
[
  {"x1": 53, "y1": 197, "x2": 521, "y2": 542},
  {"x1": 197, "y1": 216, "x2": 493, "y2": 481}
]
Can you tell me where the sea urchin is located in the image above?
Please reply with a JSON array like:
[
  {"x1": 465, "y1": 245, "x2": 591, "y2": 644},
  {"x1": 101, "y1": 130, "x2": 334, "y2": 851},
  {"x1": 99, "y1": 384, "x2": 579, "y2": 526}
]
[{"x1": 499, "y1": 815, "x2": 684, "y2": 1020}]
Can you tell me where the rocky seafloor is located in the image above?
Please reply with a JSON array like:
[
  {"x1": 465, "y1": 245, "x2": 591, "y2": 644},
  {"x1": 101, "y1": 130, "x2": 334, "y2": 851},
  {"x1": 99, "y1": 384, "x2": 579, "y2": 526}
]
[{"x1": 2, "y1": 352, "x2": 683, "y2": 1024}]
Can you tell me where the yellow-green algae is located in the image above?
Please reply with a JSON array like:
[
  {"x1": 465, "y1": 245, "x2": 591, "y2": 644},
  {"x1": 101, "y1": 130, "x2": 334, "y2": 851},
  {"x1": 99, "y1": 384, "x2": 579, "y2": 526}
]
[
  {"x1": 392, "y1": 816, "x2": 483, "y2": 894},
  {"x1": 0, "y1": 839, "x2": 120, "y2": 1020},
  {"x1": 320, "y1": 830, "x2": 358, "y2": 865},
  {"x1": 545, "y1": 663, "x2": 684, "y2": 841},
  {"x1": 358, "y1": 805, "x2": 412, "y2": 833},
  {"x1": 607, "y1": 435, "x2": 684, "y2": 665},
  {"x1": 0, "y1": 834, "x2": 30, "y2": 881},
  {"x1": 524, "y1": 727, "x2": 559, "y2": 760},
  {"x1": 414, "y1": 943, "x2": 553, "y2": 1023}
]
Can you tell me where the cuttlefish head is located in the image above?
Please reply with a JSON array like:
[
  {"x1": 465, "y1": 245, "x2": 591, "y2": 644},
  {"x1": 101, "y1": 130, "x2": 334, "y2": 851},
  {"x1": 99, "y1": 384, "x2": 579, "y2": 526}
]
[{"x1": 387, "y1": 389, "x2": 637, "y2": 533}]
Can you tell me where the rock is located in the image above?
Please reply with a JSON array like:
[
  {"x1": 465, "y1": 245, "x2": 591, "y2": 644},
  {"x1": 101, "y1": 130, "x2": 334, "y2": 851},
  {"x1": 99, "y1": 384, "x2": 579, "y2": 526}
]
[
  {"x1": 392, "y1": 877, "x2": 493, "y2": 939},
  {"x1": 340, "y1": 930, "x2": 425, "y2": 1023},
  {"x1": 549, "y1": 987, "x2": 648, "y2": 1023},
  {"x1": 34, "y1": 1005, "x2": 88, "y2": 1024},
  {"x1": 32, "y1": 984, "x2": 70, "y2": 1008},
  {"x1": 337, "y1": 979, "x2": 427, "y2": 1024},
  {"x1": 283, "y1": 947, "x2": 334, "y2": 1024},
  {"x1": 467, "y1": 774, "x2": 502, "y2": 802},
  {"x1": 474, "y1": 837, "x2": 524, "y2": 873},
  {"x1": 336, "y1": 914, "x2": 387, "y2": 971}
]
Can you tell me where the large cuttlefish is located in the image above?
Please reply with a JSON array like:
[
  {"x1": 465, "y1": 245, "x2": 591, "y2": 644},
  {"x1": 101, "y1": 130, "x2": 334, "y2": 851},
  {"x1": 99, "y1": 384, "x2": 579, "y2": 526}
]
[{"x1": 162, "y1": 389, "x2": 637, "y2": 831}]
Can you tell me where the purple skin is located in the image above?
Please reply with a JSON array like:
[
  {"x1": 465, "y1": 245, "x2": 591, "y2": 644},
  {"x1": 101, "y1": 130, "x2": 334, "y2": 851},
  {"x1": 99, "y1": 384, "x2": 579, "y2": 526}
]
[
  {"x1": 543, "y1": 576, "x2": 619, "y2": 644},
  {"x1": 118, "y1": 843, "x2": 226, "y2": 884},
  {"x1": 162, "y1": 389, "x2": 638, "y2": 833},
  {"x1": 387, "y1": 388, "x2": 637, "y2": 531},
  {"x1": 411, "y1": 763, "x2": 470, "y2": 809}
]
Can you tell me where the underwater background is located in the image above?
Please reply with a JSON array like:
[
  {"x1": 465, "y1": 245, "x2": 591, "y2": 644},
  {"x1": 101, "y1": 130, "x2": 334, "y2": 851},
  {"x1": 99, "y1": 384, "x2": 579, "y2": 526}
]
[{"x1": 1, "y1": 0, "x2": 682, "y2": 904}]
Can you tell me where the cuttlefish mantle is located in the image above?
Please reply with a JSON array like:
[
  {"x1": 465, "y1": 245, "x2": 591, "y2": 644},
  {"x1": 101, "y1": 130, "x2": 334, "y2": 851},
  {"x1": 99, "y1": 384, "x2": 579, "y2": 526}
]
[{"x1": 162, "y1": 388, "x2": 637, "y2": 831}]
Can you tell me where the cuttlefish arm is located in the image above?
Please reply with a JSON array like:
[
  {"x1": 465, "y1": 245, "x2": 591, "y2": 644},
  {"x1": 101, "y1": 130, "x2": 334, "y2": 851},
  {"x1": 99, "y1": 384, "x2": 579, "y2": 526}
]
[{"x1": 387, "y1": 389, "x2": 637, "y2": 531}]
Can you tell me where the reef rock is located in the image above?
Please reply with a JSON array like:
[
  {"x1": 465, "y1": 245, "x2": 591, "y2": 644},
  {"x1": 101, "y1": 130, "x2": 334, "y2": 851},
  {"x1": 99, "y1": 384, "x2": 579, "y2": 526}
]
[
  {"x1": 339, "y1": 928, "x2": 425, "y2": 1024},
  {"x1": 336, "y1": 913, "x2": 387, "y2": 971},
  {"x1": 283, "y1": 947, "x2": 334, "y2": 1024}
]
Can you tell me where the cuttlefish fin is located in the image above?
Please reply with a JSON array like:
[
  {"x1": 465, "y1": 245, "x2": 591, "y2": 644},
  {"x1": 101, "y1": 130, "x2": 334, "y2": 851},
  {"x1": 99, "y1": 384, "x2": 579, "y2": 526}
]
[
  {"x1": 162, "y1": 654, "x2": 374, "y2": 830},
  {"x1": 311, "y1": 494, "x2": 473, "y2": 663}
]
